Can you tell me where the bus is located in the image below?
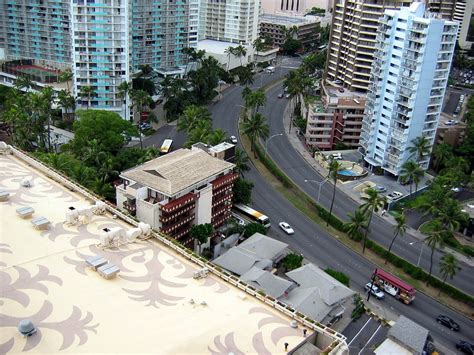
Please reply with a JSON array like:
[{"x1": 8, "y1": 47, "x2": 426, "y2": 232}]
[
  {"x1": 371, "y1": 268, "x2": 416, "y2": 304},
  {"x1": 233, "y1": 204, "x2": 271, "y2": 228},
  {"x1": 160, "y1": 139, "x2": 173, "y2": 154}
]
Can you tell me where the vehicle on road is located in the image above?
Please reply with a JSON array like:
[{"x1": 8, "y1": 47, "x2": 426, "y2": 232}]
[
  {"x1": 233, "y1": 204, "x2": 271, "y2": 228},
  {"x1": 451, "y1": 186, "x2": 461, "y2": 193},
  {"x1": 139, "y1": 122, "x2": 152, "y2": 131},
  {"x1": 230, "y1": 135, "x2": 238, "y2": 144},
  {"x1": 279, "y1": 222, "x2": 294, "y2": 235},
  {"x1": 265, "y1": 66, "x2": 275, "y2": 74},
  {"x1": 160, "y1": 139, "x2": 173, "y2": 154},
  {"x1": 285, "y1": 93, "x2": 291, "y2": 99},
  {"x1": 328, "y1": 153, "x2": 342, "y2": 160},
  {"x1": 456, "y1": 340, "x2": 473, "y2": 354},
  {"x1": 365, "y1": 282, "x2": 385, "y2": 299},
  {"x1": 387, "y1": 191, "x2": 403, "y2": 201},
  {"x1": 277, "y1": 93, "x2": 284, "y2": 99},
  {"x1": 436, "y1": 315, "x2": 460, "y2": 331},
  {"x1": 374, "y1": 186, "x2": 387, "y2": 193},
  {"x1": 372, "y1": 268, "x2": 416, "y2": 304}
]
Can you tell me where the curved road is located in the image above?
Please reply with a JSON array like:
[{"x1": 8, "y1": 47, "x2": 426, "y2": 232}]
[{"x1": 209, "y1": 67, "x2": 474, "y2": 351}]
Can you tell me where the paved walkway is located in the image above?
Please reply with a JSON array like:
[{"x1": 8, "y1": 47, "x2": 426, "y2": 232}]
[{"x1": 281, "y1": 101, "x2": 474, "y2": 268}]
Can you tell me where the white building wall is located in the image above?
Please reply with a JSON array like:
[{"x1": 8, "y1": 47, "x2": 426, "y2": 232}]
[
  {"x1": 195, "y1": 184, "x2": 213, "y2": 225},
  {"x1": 360, "y1": 3, "x2": 457, "y2": 176}
]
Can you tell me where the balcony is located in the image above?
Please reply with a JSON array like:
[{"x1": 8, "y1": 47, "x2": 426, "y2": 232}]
[{"x1": 123, "y1": 200, "x2": 136, "y2": 216}]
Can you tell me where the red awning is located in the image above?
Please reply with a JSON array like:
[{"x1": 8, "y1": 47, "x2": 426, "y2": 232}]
[{"x1": 375, "y1": 269, "x2": 415, "y2": 294}]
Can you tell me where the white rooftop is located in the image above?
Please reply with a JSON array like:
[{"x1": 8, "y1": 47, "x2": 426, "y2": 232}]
[
  {"x1": 0, "y1": 153, "x2": 309, "y2": 354},
  {"x1": 198, "y1": 40, "x2": 250, "y2": 55}
]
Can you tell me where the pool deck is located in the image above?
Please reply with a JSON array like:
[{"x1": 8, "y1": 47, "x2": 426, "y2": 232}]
[{"x1": 0, "y1": 154, "x2": 308, "y2": 354}]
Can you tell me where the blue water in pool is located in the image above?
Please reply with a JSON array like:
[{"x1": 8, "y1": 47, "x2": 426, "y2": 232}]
[{"x1": 338, "y1": 169, "x2": 358, "y2": 176}]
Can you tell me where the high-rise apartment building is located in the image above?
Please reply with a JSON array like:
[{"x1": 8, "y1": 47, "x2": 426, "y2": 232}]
[
  {"x1": 452, "y1": 0, "x2": 474, "y2": 51},
  {"x1": 426, "y1": 0, "x2": 456, "y2": 19},
  {"x1": 199, "y1": 0, "x2": 261, "y2": 45},
  {"x1": 0, "y1": 0, "x2": 71, "y2": 69},
  {"x1": 326, "y1": 0, "x2": 412, "y2": 92},
  {"x1": 71, "y1": 0, "x2": 130, "y2": 113},
  {"x1": 1, "y1": 0, "x2": 198, "y2": 117},
  {"x1": 359, "y1": 3, "x2": 457, "y2": 176},
  {"x1": 262, "y1": 0, "x2": 331, "y2": 14}
]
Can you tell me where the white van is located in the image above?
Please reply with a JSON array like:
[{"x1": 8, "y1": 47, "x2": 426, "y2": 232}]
[{"x1": 265, "y1": 66, "x2": 275, "y2": 74}]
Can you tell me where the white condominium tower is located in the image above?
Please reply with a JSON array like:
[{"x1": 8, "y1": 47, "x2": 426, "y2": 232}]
[
  {"x1": 359, "y1": 2, "x2": 457, "y2": 176},
  {"x1": 199, "y1": 0, "x2": 261, "y2": 44}
]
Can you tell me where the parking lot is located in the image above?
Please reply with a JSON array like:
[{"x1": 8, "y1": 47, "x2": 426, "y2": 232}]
[
  {"x1": 331, "y1": 150, "x2": 433, "y2": 206},
  {"x1": 343, "y1": 314, "x2": 388, "y2": 354}
]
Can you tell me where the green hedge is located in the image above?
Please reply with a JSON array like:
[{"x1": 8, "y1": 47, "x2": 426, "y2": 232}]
[
  {"x1": 324, "y1": 268, "x2": 350, "y2": 287},
  {"x1": 250, "y1": 139, "x2": 474, "y2": 307}
]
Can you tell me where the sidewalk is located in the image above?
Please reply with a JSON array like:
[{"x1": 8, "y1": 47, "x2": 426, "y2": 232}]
[{"x1": 281, "y1": 101, "x2": 474, "y2": 268}]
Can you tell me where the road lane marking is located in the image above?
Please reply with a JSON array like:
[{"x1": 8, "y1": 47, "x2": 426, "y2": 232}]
[
  {"x1": 347, "y1": 318, "x2": 372, "y2": 346},
  {"x1": 358, "y1": 323, "x2": 382, "y2": 355}
]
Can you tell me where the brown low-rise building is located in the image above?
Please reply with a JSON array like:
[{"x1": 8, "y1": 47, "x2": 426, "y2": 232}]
[
  {"x1": 116, "y1": 147, "x2": 237, "y2": 248},
  {"x1": 259, "y1": 14, "x2": 321, "y2": 49},
  {"x1": 435, "y1": 112, "x2": 466, "y2": 148},
  {"x1": 305, "y1": 83, "x2": 366, "y2": 150}
]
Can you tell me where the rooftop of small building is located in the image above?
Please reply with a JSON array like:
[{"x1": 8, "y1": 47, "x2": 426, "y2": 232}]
[
  {"x1": 260, "y1": 13, "x2": 320, "y2": 25},
  {"x1": 120, "y1": 148, "x2": 235, "y2": 196},
  {"x1": 198, "y1": 39, "x2": 251, "y2": 55},
  {"x1": 0, "y1": 153, "x2": 308, "y2": 354}
]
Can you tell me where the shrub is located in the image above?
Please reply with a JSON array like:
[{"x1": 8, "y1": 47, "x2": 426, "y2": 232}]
[{"x1": 324, "y1": 268, "x2": 350, "y2": 287}]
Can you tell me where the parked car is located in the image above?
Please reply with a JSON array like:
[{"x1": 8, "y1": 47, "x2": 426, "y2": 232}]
[
  {"x1": 334, "y1": 79, "x2": 342, "y2": 85},
  {"x1": 451, "y1": 186, "x2": 461, "y2": 193},
  {"x1": 138, "y1": 122, "x2": 152, "y2": 131},
  {"x1": 364, "y1": 282, "x2": 385, "y2": 300},
  {"x1": 374, "y1": 186, "x2": 387, "y2": 193},
  {"x1": 230, "y1": 135, "x2": 238, "y2": 144},
  {"x1": 387, "y1": 191, "x2": 403, "y2": 201},
  {"x1": 456, "y1": 340, "x2": 474, "y2": 354},
  {"x1": 277, "y1": 93, "x2": 284, "y2": 99},
  {"x1": 328, "y1": 153, "x2": 342, "y2": 160},
  {"x1": 436, "y1": 315, "x2": 460, "y2": 331},
  {"x1": 279, "y1": 222, "x2": 295, "y2": 235},
  {"x1": 285, "y1": 93, "x2": 291, "y2": 99}
]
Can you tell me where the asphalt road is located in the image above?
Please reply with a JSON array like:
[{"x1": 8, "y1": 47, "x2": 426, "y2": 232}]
[
  {"x1": 207, "y1": 66, "x2": 474, "y2": 351},
  {"x1": 140, "y1": 60, "x2": 474, "y2": 349}
]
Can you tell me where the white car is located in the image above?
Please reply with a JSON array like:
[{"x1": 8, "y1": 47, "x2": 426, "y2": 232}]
[
  {"x1": 365, "y1": 282, "x2": 385, "y2": 300},
  {"x1": 279, "y1": 222, "x2": 295, "y2": 235},
  {"x1": 230, "y1": 136, "x2": 238, "y2": 144},
  {"x1": 387, "y1": 191, "x2": 403, "y2": 201}
]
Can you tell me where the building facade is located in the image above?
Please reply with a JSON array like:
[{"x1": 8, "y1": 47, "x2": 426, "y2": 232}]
[
  {"x1": 326, "y1": 0, "x2": 412, "y2": 93},
  {"x1": 262, "y1": 0, "x2": 331, "y2": 14},
  {"x1": 116, "y1": 147, "x2": 237, "y2": 247},
  {"x1": 260, "y1": 13, "x2": 320, "y2": 49},
  {"x1": 0, "y1": 0, "x2": 71, "y2": 69},
  {"x1": 1, "y1": 0, "x2": 198, "y2": 118},
  {"x1": 305, "y1": 84, "x2": 366, "y2": 150},
  {"x1": 198, "y1": 0, "x2": 261, "y2": 45},
  {"x1": 359, "y1": 3, "x2": 457, "y2": 176}
]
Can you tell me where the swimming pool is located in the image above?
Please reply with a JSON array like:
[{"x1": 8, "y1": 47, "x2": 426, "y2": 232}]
[{"x1": 338, "y1": 169, "x2": 358, "y2": 176}]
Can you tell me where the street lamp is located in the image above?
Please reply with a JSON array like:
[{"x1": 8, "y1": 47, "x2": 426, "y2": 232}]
[
  {"x1": 265, "y1": 133, "x2": 283, "y2": 158},
  {"x1": 304, "y1": 178, "x2": 328, "y2": 204},
  {"x1": 409, "y1": 240, "x2": 426, "y2": 267}
]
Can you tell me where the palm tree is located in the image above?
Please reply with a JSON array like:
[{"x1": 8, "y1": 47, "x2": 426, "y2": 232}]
[
  {"x1": 117, "y1": 81, "x2": 131, "y2": 120},
  {"x1": 250, "y1": 88, "x2": 267, "y2": 116},
  {"x1": 233, "y1": 45, "x2": 247, "y2": 67},
  {"x1": 432, "y1": 143, "x2": 453, "y2": 172},
  {"x1": 130, "y1": 89, "x2": 153, "y2": 149},
  {"x1": 234, "y1": 148, "x2": 250, "y2": 178},
  {"x1": 15, "y1": 75, "x2": 33, "y2": 92},
  {"x1": 185, "y1": 121, "x2": 212, "y2": 147},
  {"x1": 138, "y1": 64, "x2": 153, "y2": 78},
  {"x1": 39, "y1": 86, "x2": 55, "y2": 152},
  {"x1": 326, "y1": 159, "x2": 342, "y2": 227},
  {"x1": 69, "y1": 164, "x2": 94, "y2": 187},
  {"x1": 237, "y1": 65, "x2": 255, "y2": 86},
  {"x1": 399, "y1": 160, "x2": 424, "y2": 197},
  {"x1": 438, "y1": 254, "x2": 461, "y2": 295},
  {"x1": 177, "y1": 105, "x2": 211, "y2": 133},
  {"x1": 408, "y1": 136, "x2": 431, "y2": 163},
  {"x1": 79, "y1": 86, "x2": 96, "y2": 109},
  {"x1": 385, "y1": 212, "x2": 407, "y2": 264},
  {"x1": 137, "y1": 147, "x2": 159, "y2": 164},
  {"x1": 241, "y1": 112, "x2": 270, "y2": 158},
  {"x1": 208, "y1": 129, "x2": 227, "y2": 146},
  {"x1": 360, "y1": 188, "x2": 387, "y2": 253},
  {"x1": 57, "y1": 89, "x2": 76, "y2": 122},
  {"x1": 58, "y1": 69, "x2": 73, "y2": 92},
  {"x1": 344, "y1": 208, "x2": 368, "y2": 240},
  {"x1": 224, "y1": 46, "x2": 236, "y2": 71},
  {"x1": 252, "y1": 37, "x2": 265, "y2": 65},
  {"x1": 437, "y1": 198, "x2": 468, "y2": 233},
  {"x1": 425, "y1": 219, "x2": 445, "y2": 285}
]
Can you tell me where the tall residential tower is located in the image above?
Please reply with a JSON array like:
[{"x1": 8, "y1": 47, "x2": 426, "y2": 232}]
[{"x1": 359, "y1": 3, "x2": 457, "y2": 176}]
